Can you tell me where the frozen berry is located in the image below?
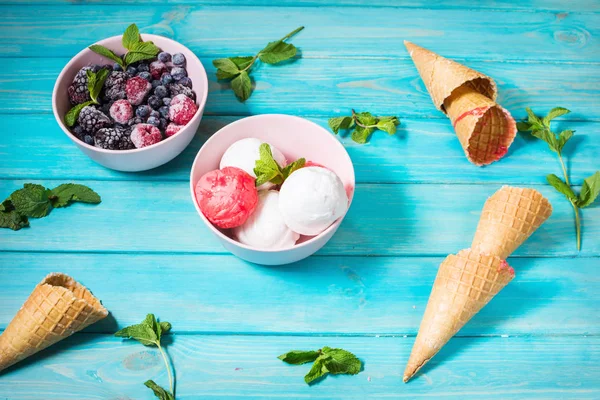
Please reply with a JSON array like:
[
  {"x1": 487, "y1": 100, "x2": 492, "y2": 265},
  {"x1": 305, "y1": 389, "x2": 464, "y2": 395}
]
[
  {"x1": 158, "y1": 52, "x2": 171, "y2": 63},
  {"x1": 84, "y1": 134, "x2": 95, "y2": 146},
  {"x1": 136, "y1": 105, "x2": 151, "y2": 118},
  {"x1": 128, "y1": 117, "x2": 144, "y2": 126},
  {"x1": 171, "y1": 67, "x2": 186, "y2": 81},
  {"x1": 165, "y1": 123, "x2": 183, "y2": 137},
  {"x1": 162, "y1": 97, "x2": 171, "y2": 106},
  {"x1": 109, "y1": 99, "x2": 134, "y2": 124},
  {"x1": 126, "y1": 66, "x2": 137, "y2": 75},
  {"x1": 137, "y1": 71, "x2": 152, "y2": 81},
  {"x1": 126, "y1": 76, "x2": 152, "y2": 105},
  {"x1": 172, "y1": 53, "x2": 185, "y2": 66},
  {"x1": 177, "y1": 77, "x2": 192, "y2": 88},
  {"x1": 150, "y1": 110, "x2": 160, "y2": 119},
  {"x1": 78, "y1": 106, "x2": 111, "y2": 133},
  {"x1": 72, "y1": 125, "x2": 84, "y2": 139},
  {"x1": 68, "y1": 66, "x2": 92, "y2": 105},
  {"x1": 90, "y1": 64, "x2": 102, "y2": 73},
  {"x1": 95, "y1": 125, "x2": 134, "y2": 150},
  {"x1": 150, "y1": 61, "x2": 167, "y2": 79},
  {"x1": 147, "y1": 116, "x2": 160, "y2": 127},
  {"x1": 100, "y1": 102, "x2": 111, "y2": 115},
  {"x1": 159, "y1": 106, "x2": 169, "y2": 118},
  {"x1": 154, "y1": 85, "x2": 168, "y2": 98},
  {"x1": 131, "y1": 123, "x2": 162, "y2": 148},
  {"x1": 148, "y1": 95, "x2": 162, "y2": 109},
  {"x1": 159, "y1": 118, "x2": 168, "y2": 130},
  {"x1": 137, "y1": 63, "x2": 149, "y2": 72},
  {"x1": 104, "y1": 71, "x2": 129, "y2": 102},
  {"x1": 113, "y1": 63, "x2": 123, "y2": 71},
  {"x1": 151, "y1": 79, "x2": 161, "y2": 89},
  {"x1": 161, "y1": 73, "x2": 173, "y2": 85},
  {"x1": 167, "y1": 83, "x2": 195, "y2": 101},
  {"x1": 168, "y1": 94, "x2": 198, "y2": 125}
]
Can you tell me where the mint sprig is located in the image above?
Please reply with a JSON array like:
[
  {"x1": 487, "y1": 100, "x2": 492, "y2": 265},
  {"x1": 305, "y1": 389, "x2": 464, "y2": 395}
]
[
  {"x1": 0, "y1": 183, "x2": 101, "y2": 231},
  {"x1": 115, "y1": 314, "x2": 175, "y2": 399},
  {"x1": 254, "y1": 143, "x2": 305, "y2": 187},
  {"x1": 213, "y1": 26, "x2": 304, "y2": 102},
  {"x1": 89, "y1": 24, "x2": 159, "y2": 70},
  {"x1": 278, "y1": 347, "x2": 362, "y2": 385},
  {"x1": 329, "y1": 109, "x2": 400, "y2": 144},
  {"x1": 518, "y1": 107, "x2": 600, "y2": 250},
  {"x1": 64, "y1": 68, "x2": 109, "y2": 127}
]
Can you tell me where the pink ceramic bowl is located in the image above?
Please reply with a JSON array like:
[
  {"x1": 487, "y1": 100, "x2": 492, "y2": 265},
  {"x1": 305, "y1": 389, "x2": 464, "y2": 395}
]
[
  {"x1": 190, "y1": 114, "x2": 355, "y2": 265},
  {"x1": 52, "y1": 34, "x2": 208, "y2": 172}
]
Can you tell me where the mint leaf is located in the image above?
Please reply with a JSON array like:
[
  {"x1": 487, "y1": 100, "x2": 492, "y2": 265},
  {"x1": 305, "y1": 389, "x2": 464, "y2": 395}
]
[
  {"x1": 578, "y1": 171, "x2": 600, "y2": 208},
  {"x1": 282, "y1": 158, "x2": 306, "y2": 180},
  {"x1": 0, "y1": 209, "x2": 29, "y2": 231},
  {"x1": 259, "y1": 40, "x2": 297, "y2": 64},
  {"x1": 351, "y1": 126, "x2": 374, "y2": 144},
  {"x1": 231, "y1": 71, "x2": 252, "y2": 102},
  {"x1": 278, "y1": 350, "x2": 320, "y2": 365},
  {"x1": 557, "y1": 129, "x2": 573, "y2": 152},
  {"x1": 547, "y1": 174, "x2": 577, "y2": 202},
  {"x1": 64, "y1": 101, "x2": 94, "y2": 127},
  {"x1": 254, "y1": 143, "x2": 284, "y2": 186},
  {"x1": 543, "y1": 107, "x2": 570, "y2": 126},
  {"x1": 526, "y1": 107, "x2": 542, "y2": 125},
  {"x1": 213, "y1": 58, "x2": 241, "y2": 75},
  {"x1": 328, "y1": 116, "x2": 354, "y2": 134},
  {"x1": 320, "y1": 347, "x2": 361, "y2": 375},
  {"x1": 144, "y1": 380, "x2": 174, "y2": 400},
  {"x1": 10, "y1": 184, "x2": 53, "y2": 218},
  {"x1": 376, "y1": 117, "x2": 399, "y2": 135},
  {"x1": 87, "y1": 68, "x2": 109, "y2": 103},
  {"x1": 124, "y1": 41, "x2": 160, "y2": 66},
  {"x1": 51, "y1": 184, "x2": 101, "y2": 207},
  {"x1": 115, "y1": 314, "x2": 160, "y2": 346},
  {"x1": 516, "y1": 121, "x2": 531, "y2": 132},
  {"x1": 355, "y1": 112, "x2": 377, "y2": 126},
  {"x1": 530, "y1": 128, "x2": 558, "y2": 152},
  {"x1": 304, "y1": 358, "x2": 328, "y2": 385},
  {"x1": 230, "y1": 56, "x2": 255, "y2": 70},
  {"x1": 122, "y1": 23, "x2": 141, "y2": 50},
  {"x1": 89, "y1": 44, "x2": 124, "y2": 67}
]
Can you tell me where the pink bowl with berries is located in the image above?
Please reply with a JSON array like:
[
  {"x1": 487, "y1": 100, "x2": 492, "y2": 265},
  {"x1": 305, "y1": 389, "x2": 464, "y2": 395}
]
[
  {"x1": 190, "y1": 114, "x2": 356, "y2": 265},
  {"x1": 52, "y1": 34, "x2": 208, "y2": 172}
]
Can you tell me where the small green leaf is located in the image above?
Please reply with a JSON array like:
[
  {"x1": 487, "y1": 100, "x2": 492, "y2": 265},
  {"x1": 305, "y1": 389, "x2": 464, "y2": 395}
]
[
  {"x1": 64, "y1": 101, "x2": 95, "y2": 127},
  {"x1": 89, "y1": 68, "x2": 109, "y2": 103},
  {"x1": 231, "y1": 71, "x2": 252, "y2": 102},
  {"x1": 526, "y1": 107, "x2": 542, "y2": 125},
  {"x1": 578, "y1": 171, "x2": 600, "y2": 208},
  {"x1": 320, "y1": 347, "x2": 362, "y2": 375},
  {"x1": 328, "y1": 116, "x2": 354, "y2": 134},
  {"x1": 124, "y1": 41, "x2": 160, "y2": 67},
  {"x1": 122, "y1": 23, "x2": 141, "y2": 50},
  {"x1": 0, "y1": 209, "x2": 29, "y2": 231},
  {"x1": 516, "y1": 121, "x2": 532, "y2": 132},
  {"x1": 278, "y1": 350, "x2": 320, "y2": 365},
  {"x1": 216, "y1": 69, "x2": 239, "y2": 80},
  {"x1": 144, "y1": 380, "x2": 174, "y2": 400},
  {"x1": 51, "y1": 184, "x2": 101, "y2": 208},
  {"x1": 355, "y1": 112, "x2": 377, "y2": 126},
  {"x1": 213, "y1": 58, "x2": 241, "y2": 75},
  {"x1": 229, "y1": 56, "x2": 255, "y2": 71},
  {"x1": 530, "y1": 129, "x2": 559, "y2": 153},
  {"x1": 114, "y1": 314, "x2": 161, "y2": 347},
  {"x1": 259, "y1": 41, "x2": 297, "y2": 64},
  {"x1": 557, "y1": 129, "x2": 574, "y2": 152},
  {"x1": 547, "y1": 174, "x2": 577, "y2": 202},
  {"x1": 89, "y1": 44, "x2": 124, "y2": 67},
  {"x1": 10, "y1": 184, "x2": 53, "y2": 218},
  {"x1": 304, "y1": 358, "x2": 328, "y2": 385},
  {"x1": 351, "y1": 126, "x2": 374, "y2": 144},
  {"x1": 543, "y1": 107, "x2": 571, "y2": 126},
  {"x1": 376, "y1": 117, "x2": 399, "y2": 135},
  {"x1": 282, "y1": 158, "x2": 306, "y2": 180}
]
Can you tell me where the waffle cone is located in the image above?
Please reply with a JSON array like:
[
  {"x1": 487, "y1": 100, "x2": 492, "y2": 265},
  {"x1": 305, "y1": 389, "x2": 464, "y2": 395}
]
[
  {"x1": 0, "y1": 273, "x2": 108, "y2": 372},
  {"x1": 403, "y1": 249, "x2": 514, "y2": 382},
  {"x1": 472, "y1": 186, "x2": 553, "y2": 259}
]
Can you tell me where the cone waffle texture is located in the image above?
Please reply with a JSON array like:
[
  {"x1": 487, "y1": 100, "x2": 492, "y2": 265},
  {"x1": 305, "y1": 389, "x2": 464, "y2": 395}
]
[
  {"x1": 404, "y1": 41, "x2": 516, "y2": 166},
  {"x1": 472, "y1": 186, "x2": 553, "y2": 259},
  {"x1": 0, "y1": 273, "x2": 108, "y2": 372},
  {"x1": 403, "y1": 249, "x2": 514, "y2": 382}
]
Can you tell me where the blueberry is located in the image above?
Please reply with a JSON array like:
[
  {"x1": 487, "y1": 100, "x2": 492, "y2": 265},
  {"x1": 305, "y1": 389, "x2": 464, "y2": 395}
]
[
  {"x1": 172, "y1": 53, "x2": 185, "y2": 66},
  {"x1": 177, "y1": 77, "x2": 192, "y2": 88},
  {"x1": 126, "y1": 66, "x2": 137, "y2": 75},
  {"x1": 148, "y1": 95, "x2": 162, "y2": 110},
  {"x1": 154, "y1": 85, "x2": 168, "y2": 98},
  {"x1": 158, "y1": 52, "x2": 171, "y2": 63},
  {"x1": 161, "y1": 73, "x2": 173, "y2": 85},
  {"x1": 159, "y1": 106, "x2": 169, "y2": 118},
  {"x1": 150, "y1": 110, "x2": 160, "y2": 118},
  {"x1": 90, "y1": 64, "x2": 102, "y2": 73},
  {"x1": 128, "y1": 117, "x2": 143, "y2": 126},
  {"x1": 171, "y1": 67, "x2": 186, "y2": 81},
  {"x1": 159, "y1": 118, "x2": 168, "y2": 130},
  {"x1": 84, "y1": 135, "x2": 95, "y2": 146},
  {"x1": 151, "y1": 79, "x2": 161, "y2": 89},
  {"x1": 137, "y1": 63, "x2": 149, "y2": 72},
  {"x1": 136, "y1": 105, "x2": 151, "y2": 118},
  {"x1": 162, "y1": 97, "x2": 171, "y2": 106},
  {"x1": 73, "y1": 125, "x2": 84, "y2": 137},
  {"x1": 137, "y1": 71, "x2": 152, "y2": 81},
  {"x1": 113, "y1": 63, "x2": 123, "y2": 71},
  {"x1": 147, "y1": 116, "x2": 160, "y2": 127}
]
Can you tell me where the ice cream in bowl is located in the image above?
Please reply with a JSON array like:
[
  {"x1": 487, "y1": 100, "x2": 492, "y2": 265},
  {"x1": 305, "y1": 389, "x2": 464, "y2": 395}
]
[{"x1": 189, "y1": 114, "x2": 355, "y2": 265}]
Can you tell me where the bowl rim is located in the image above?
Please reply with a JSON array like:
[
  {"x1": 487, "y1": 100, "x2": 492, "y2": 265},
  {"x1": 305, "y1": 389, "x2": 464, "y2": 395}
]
[
  {"x1": 189, "y1": 114, "x2": 356, "y2": 254},
  {"x1": 51, "y1": 33, "x2": 208, "y2": 154}
]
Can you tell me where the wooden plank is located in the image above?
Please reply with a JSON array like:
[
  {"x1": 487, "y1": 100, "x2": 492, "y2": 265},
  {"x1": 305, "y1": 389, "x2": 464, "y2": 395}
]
[
  {"x1": 2, "y1": 57, "x2": 599, "y2": 120},
  {"x1": 2, "y1": 115, "x2": 599, "y2": 185},
  {"x1": 0, "y1": 253, "x2": 597, "y2": 335},
  {"x1": 0, "y1": 334, "x2": 597, "y2": 399},
  {"x1": 0, "y1": 6, "x2": 598, "y2": 61},
  {"x1": 0, "y1": 180, "x2": 598, "y2": 256}
]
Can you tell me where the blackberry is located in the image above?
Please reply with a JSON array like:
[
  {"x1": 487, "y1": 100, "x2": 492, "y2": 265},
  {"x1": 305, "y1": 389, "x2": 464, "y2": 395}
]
[
  {"x1": 159, "y1": 106, "x2": 169, "y2": 118},
  {"x1": 68, "y1": 66, "x2": 92, "y2": 105},
  {"x1": 137, "y1": 71, "x2": 152, "y2": 81},
  {"x1": 103, "y1": 71, "x2": 129, "y2": 101},
  {"x1": 127, "y1": 66, "x2": 138, "y2": 75},
  {"x1": 171, "y1": 67, "x2": 186, "y2": 81},
  {"x1": 78, "y1": 106, "x2": 112, "y2": 133},
  {"x1": 154, "y1": 85, "x2": 168, "y2": 98},
  {"x1": 167, "y1": 83, "x2": 195, "y2": 101},
  {"x1": 136, "y1": 105, "x2": 151, "y2": 118},
  {"x1": 137, "y1": 63, "x2": 149, "y2": 72},
  {"x1": 160, "y1": 73, "x2": 173, "y2": 85},
  {"x1": 158, "y1": 52, "x2": 171, "y2": 63},
  {"x1": 94, "y1": 126, "x2": 134, "y2": 150},
  {"x1": 147, "y1": 116, "x2": 160, "y2": 127},
  {"x1": 162, "y1": 97, "x2": 171, "y2": 106},
  {"x1": 177, "y1": 77, "x2": 192, "y2": 88},
  {"x1": 148, "y1": 95, "x2": 162, "y2": 109},
  {"x1": 172, "y1": 53, "x2": 185, "y2": 66}
]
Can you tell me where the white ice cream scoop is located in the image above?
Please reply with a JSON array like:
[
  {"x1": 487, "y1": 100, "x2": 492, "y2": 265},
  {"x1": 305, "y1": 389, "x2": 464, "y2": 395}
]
[
  {"x1": 220, "y1": 138, "x2": 287, "y2": 190},
  {"x1": 233, "y1": 190, "x2": 300, "y2": 249},
  {"x1": 278, "y1": 166, "x2": 348, "y2": 236}
]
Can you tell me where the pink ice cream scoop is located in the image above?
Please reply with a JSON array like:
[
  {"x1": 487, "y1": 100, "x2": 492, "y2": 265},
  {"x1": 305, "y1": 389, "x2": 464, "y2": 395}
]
[{"x1": 195, "y1": 167, "x2": 259, "y2": 229}]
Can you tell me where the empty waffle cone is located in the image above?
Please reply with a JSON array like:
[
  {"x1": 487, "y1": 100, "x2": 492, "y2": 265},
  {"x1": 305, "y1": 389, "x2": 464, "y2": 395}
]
[
  {"x1": 404, "y1": 41, "x2": 516, "y2": 165},
  {"x1": 472, "y1": 186, "x2": 553, "y2": 259},
  {"x1": 403, "y1": 249, "x2": 515, "y2": 382},
  {"x1": 0, "y1": 273, "x2": 108, "y2": 372}
]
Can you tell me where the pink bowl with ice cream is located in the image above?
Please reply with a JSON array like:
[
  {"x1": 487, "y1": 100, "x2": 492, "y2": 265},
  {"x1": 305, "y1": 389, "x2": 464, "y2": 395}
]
[{"x1": 189, "y1": 114, "x2": 355, "y2": 265}]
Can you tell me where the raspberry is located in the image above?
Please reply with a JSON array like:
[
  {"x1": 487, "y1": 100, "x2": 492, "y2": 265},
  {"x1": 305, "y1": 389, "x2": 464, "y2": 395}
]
[
  {"x1": 94, "y1": 125, "x2": 134, "y2": 150},
  {"x1": 78, "y1": 106, "x2": 111, "y2": 133},
  {"x1": 172, "y1": 53, "x2": 186, "y2": 66},
  {"x1": 131, "y1": 123, "x2": 162, "y2": 148},
  {"x1": 68, "y1": 66, "x2": 91, "y2": 105},
  {"x1": 109, "y1": 99, "x2": 133, "y2": 124},
  {"x1": 165, "y1": 123, "x2": 183, "y2": 137},
  {"x1": 167, "y1": 83, "x2": 195, "y2": 101},
  {"x1": 126, "y1": 76, "x2": 152, "y2": 105},
  {"x1": 168, "y1": 94, "x2": 198, "y2": 125},
  {"x1": 150, "y1": 61, "x2": 167, "y2": 79},
  {"x1": 104, "y1": 71, "x2": 129, "y2": 102}
]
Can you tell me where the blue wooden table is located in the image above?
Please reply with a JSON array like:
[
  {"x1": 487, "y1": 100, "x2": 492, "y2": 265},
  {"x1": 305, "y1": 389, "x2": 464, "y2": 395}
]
[{"x1": 0, "y1": 1, "x2": 599, "y2": 398}]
